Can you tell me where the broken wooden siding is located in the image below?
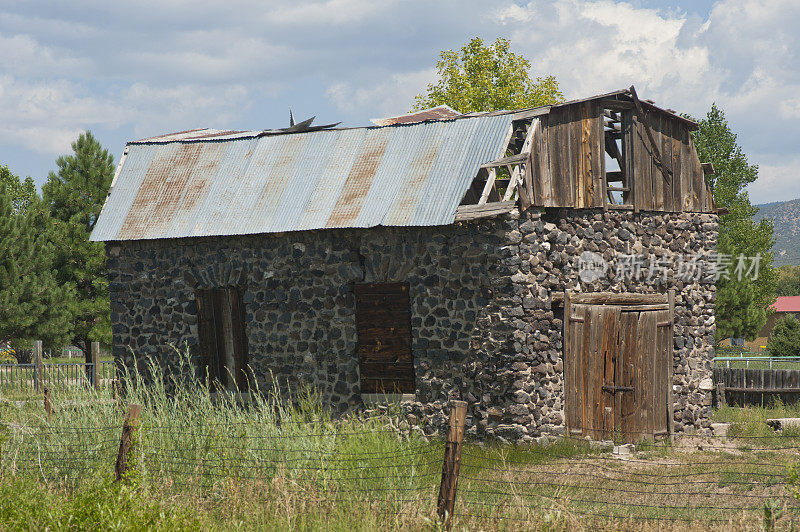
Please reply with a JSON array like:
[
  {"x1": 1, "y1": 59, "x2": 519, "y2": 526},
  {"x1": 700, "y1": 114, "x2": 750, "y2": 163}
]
[{"x1": 527, "y1": 100, "x2": 714, "y2": 213}]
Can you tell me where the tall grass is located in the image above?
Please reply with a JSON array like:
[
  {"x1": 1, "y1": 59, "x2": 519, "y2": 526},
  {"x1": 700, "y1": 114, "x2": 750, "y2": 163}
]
[
  {"x1": 0, "y1": 352, "x2": 798, "y2": 530},
  {"x1": 0, "y1": 351, "x2": 445, "y2": 529}
]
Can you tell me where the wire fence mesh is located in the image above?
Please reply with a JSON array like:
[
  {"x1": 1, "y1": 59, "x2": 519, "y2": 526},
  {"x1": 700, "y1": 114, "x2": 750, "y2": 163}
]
[{"x1": 2, "y1": 412, "x2": 800, "y2": 528}]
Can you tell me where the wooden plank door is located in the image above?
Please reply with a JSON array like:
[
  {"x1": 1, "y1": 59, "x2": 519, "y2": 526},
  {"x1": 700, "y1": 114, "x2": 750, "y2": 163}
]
[{"x1": 565, "y1": 304, "x2": 672, "y2": 442}]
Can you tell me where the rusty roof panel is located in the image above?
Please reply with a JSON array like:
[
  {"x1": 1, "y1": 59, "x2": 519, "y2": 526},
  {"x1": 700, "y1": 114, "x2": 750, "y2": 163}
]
[
  {"x1": 90, "y1": 113, "x2": 515, "y2": 242},
  {"x1": 370, "y1": 105, "x2": 460, "y2": 126}
]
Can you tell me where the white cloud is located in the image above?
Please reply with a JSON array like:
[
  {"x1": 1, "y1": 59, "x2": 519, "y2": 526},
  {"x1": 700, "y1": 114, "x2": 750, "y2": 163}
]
[
  {"x1": 0, "y1": 0, "x2": 799, "y2": 202},
  {"x1": 747, "y1": 156, "x2": 800, "y2": 205},
  {"x1": 325, "y1": 69, "x2": 436, "y2": 118},
  {"x1": 267, "y1": 0, "x2": 393, "y2": 25},
  {"x1": 496, "y1": 1, "x2": 713, "y2": 107},
  {"x1": 0, "y1": 33, "x2": 90, "y2": 76},
  {"x1": 0, "y1": 75, "x2": 122, "y2": 154}
]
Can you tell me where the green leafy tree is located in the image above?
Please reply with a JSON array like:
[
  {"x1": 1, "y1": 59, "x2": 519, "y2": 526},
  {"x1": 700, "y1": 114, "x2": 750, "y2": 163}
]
[
  {"x1": 0, "y1": 185, "x2": 73, "y2": 348},
  {"x1": 42, "y1": 131, "x2": 115, "y2": 355},
  {"x1": 691, "y1": 104, "x2": 776, "y2": 341},
  {"x1": 0, "y1": 165, "x2": 37, "y2": 214},
  {"x1": 776, "y1": 265, "x2": 800, "y2": 296},
  {"x1": 767, "y1": 315, "x2": 800, "y2": 356},
  {"x1": 413, "y1": 37, "x2": 564, "y2": 113}
]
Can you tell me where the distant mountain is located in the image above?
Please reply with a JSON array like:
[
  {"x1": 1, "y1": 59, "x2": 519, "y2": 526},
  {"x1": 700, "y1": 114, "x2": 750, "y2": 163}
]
[{"x1": 755, "y1": 198, "x2": 800, "y2": 267}]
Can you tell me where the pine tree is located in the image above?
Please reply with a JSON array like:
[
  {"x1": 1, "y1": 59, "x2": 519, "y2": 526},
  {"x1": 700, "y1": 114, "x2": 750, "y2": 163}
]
[
  {"x1": 767, "y1": 315, "x2": 800, "y2": 357},
  {"x1": 0, "y1": 185, "x2": 73, "y2": 348},
  {"x1": 0, "y1": 165, "x2": 37, "y2": 214},
  {"x1": 42, "y1": 131, "x2": 114, "y2": 355}
]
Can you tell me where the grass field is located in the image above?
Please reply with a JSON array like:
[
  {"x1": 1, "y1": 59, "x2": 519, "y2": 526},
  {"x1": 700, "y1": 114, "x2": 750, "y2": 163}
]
[{"x1": 1, "y1": 358, "x2": 799, "y2": 530}]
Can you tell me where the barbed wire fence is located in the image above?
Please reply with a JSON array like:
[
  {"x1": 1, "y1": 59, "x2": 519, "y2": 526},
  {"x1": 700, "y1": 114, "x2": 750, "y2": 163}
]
[{"x1": 2, "y1": 399, "x2": 800, "y2": 529}]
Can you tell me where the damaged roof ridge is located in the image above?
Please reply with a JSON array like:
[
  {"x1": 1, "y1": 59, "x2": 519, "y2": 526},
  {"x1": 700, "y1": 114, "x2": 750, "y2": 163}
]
[
  {"x1": 125, "y1": 112, "x2": 510, "y2": 146},
  {"x1": 125, "y1": 88, "x2": 696, "y2": 148}
]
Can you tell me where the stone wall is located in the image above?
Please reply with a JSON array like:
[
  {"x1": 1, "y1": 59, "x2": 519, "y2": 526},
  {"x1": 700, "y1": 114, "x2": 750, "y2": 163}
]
[
  {"x1": 490, "y1": 208, "x2": 718, "y2": 441},
  {"x1": 107, "y1": 207, "x2": 717, "y2": 441}
]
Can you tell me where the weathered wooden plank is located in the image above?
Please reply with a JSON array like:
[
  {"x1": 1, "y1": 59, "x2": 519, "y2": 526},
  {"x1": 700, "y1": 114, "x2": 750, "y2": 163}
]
[
  {"x1": 671, "y1": 120, "x2": 682, "y2": 213},
  {"x1": 680, "y1": 126, "x2": 693, "y2": 212},
  {"x1": 355, "y1": 282, "x2": 408, "y2": 295},
  {"x1": 661, "y1": 117, "x2": 674, "y2": 212},
  {"x1": 454, "y1": 200, "x2": 516, "y2": 221},
  {"x1": 668, "y1": 289, "x2": 675, "y2": 435},
  {"x1": 480, "y1": 153, "x2": 528, "y2": 169},
  {"x1": 621, "y1": 110, "x2": 636, "y2": 209},
  {"x1": 602, "y1": 306, "x2": 620, "y2": 440},
  {"x1": 360, "y1": 362, "x2": 415, "y2": 379},
  {"x1": 620, "y1": 311, "x2": 637, "y2": 440},
  {"x1": 512, "y1": 106, "x2": 551, "y2": 121},
  {"x1": 358, "y1": 330, "x2": 411, "y2": 352},
  {"x1": 595, "y1": 102, "x2": 606, "y2": 209},
  {"x1": 656, "y1": 309, "x2": 671, "y2": 435},
  {"x1": 631, "y1": 113, "x2": 644, "y2": 210},
  {"x1": 564, "y1": 291, "x2": 574, "y2": 434},
  {"x1": 565, "y1": 104, "x2": 577, "y2": 208},
  {"x1": 581, "y1": 303, "x2": 592, "y2": 437},
  {"x1": 588, "y1": 305, "x2": 604, "y2": 438},
  {"x1": 355, "y1": 308, "x2": 411, "y2": 323},
  {"x1": 538, "y1": 114, "x2": 552, "y2": 207},
  {"x1": 227, "y1": 287, "x2": 249, "y2": 391},
  {"x1": 575, "y1": 105, "x2": 587, "y2": 209},
  {"x1": 689, "y1": 136, "x2": 704, "y2": 212},
  {"x1": 195, "y1": 288, "x2": 220, "y2": 383},
  {"x1": 651, "y1": 113, "x2": 664, "y2": 211},
  {"x1": 478, "y1": 168, "x2": 497, "y2": 206},
  {"x1": 518, "y1": 119, "x2": 538, "y2": 208},
  {"x1": 570, "y1": 292, "x2": 669, "y2": 305},
  {"x1": 612, "y1": 308, "x2": 623, "y2": 435},
  {"x1": 548, "y1": 107, "x2": 566, "y2": 207}
]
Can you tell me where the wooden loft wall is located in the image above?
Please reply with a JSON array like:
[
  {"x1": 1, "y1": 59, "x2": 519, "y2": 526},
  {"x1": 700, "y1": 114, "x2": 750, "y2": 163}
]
[
  {"x1": 529, "y1": 101, "x2": 605, "y2": 209},
  {"x1": 630, "y1": 106, "x2": 712, "y2": 212},
  {"x1": 526, "y1": 96, "x2": 716, "y2": 213}
]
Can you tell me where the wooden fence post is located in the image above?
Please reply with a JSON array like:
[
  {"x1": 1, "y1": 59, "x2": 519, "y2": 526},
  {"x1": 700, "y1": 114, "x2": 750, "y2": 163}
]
[
  {"x1": 115, "y1": 404, "x2": 142, "y2": 482},
  {"x1": 91, "y1": 342, "x2": 100, "y2": 390},
  {"x1": 437, "y1": 400, "x2": 467, "y2": 530},
  {"x1": 715, "y1": 382, "x2": 726, "y2": 408},
  {"x1": 33, "y1": 340, "x2": 43, "y2": 393},
  {"x1": 43, "y1": 384, "x2": 52, "y2": 421}
]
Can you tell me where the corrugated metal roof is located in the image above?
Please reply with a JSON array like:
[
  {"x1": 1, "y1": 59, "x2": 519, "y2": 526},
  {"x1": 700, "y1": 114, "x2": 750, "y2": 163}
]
[{"x1": 90, "y1": 114, "x2": 515, "y2": 242}]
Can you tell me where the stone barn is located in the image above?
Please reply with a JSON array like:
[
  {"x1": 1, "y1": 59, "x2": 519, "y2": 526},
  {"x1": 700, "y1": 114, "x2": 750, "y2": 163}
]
[{"x1": 91, "y1": 88, "x2": 719, "y2": 442}]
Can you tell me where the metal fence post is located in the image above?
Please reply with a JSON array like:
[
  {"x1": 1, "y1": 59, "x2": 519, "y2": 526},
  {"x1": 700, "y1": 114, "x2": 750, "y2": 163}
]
[
  {"x1": 33, "y1": 340, "x2": 43, "y2": 393},
  {"x1": 437, "y1": 400, "x2": 467, "y2": 530}
]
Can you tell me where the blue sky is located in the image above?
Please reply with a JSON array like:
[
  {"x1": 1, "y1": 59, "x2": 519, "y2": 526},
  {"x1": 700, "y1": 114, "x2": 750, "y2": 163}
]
[{"x1": 0, "y1": 0, "x2": 797, "y2": 204}]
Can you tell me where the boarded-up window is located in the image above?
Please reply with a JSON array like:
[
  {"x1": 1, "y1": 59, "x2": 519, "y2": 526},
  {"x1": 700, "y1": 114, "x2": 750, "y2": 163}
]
[
  {"x1": 196, "y1": 287, "x2": 249, "y2": 392},
  {"x1": 355, "y1": 283, "x2": 414, "y2": 394}
]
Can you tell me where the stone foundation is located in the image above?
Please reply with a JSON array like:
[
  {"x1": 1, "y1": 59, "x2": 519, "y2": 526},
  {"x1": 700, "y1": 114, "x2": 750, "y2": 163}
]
[{"x1": 107, "y1": 207, "x2": 717, "y2": 441}]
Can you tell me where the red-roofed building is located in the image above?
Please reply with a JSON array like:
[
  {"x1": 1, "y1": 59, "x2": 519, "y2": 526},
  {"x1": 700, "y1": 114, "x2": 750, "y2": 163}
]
[{"x1": 758, "y1": 296, "x2": 800, "y2": 337}]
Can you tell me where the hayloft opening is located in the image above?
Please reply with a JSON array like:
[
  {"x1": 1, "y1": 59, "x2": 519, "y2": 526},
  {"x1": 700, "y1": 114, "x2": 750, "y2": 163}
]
[
  {"x1": 602, "y1": 104, "x2": 633, "y2": 209},
  {"x1": 196, "y1": 287, "x2": 249, "y2": 392},
  {"x1": 355, "y1": 283, "x2": 414, "y2": 394}
]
